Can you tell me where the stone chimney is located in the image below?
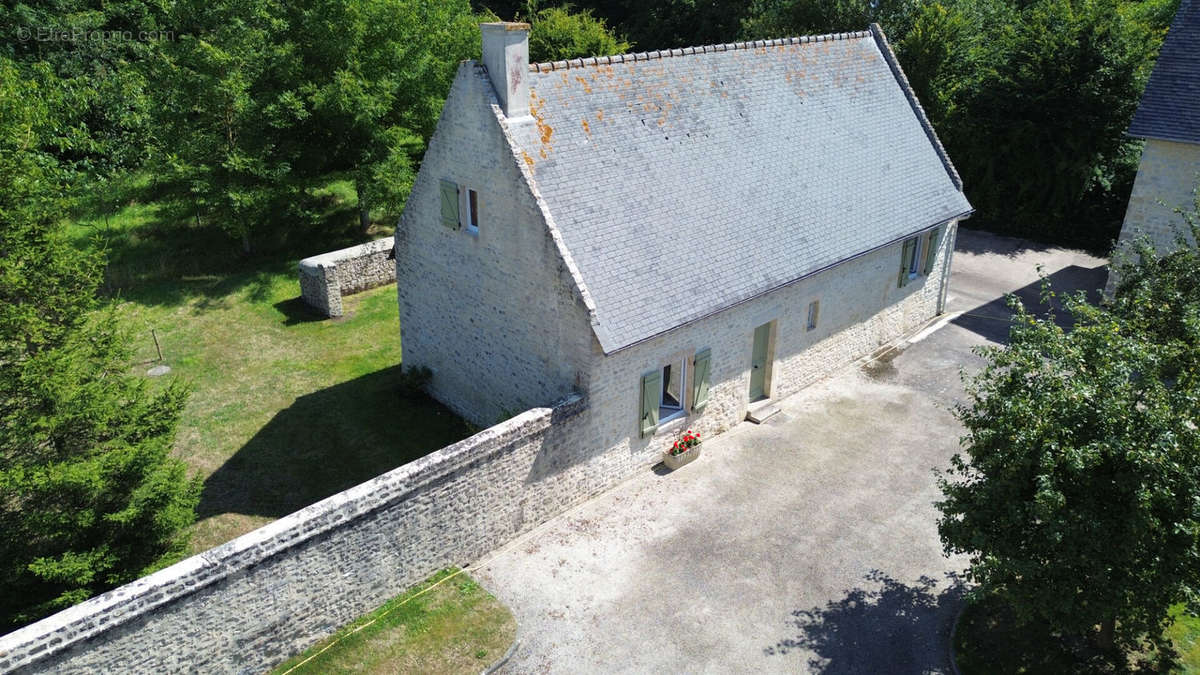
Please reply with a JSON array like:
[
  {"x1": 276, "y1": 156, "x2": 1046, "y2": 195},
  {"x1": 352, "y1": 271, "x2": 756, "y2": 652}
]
[{"x1": 480, "y1": 22, "x2": 530, "y2": 119}]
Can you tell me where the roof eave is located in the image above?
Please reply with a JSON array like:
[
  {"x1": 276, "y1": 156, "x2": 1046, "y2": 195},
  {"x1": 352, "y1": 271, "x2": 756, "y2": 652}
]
[
  {"x1": 597, "y1": 209, "x2": 974, "y2": 355},
  {"x1": 1126, "y1": 129, "x2": 1200, "y2": 146}
]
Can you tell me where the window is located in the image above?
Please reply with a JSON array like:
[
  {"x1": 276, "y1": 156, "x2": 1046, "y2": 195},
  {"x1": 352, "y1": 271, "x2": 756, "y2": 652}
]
[
  {"x1": 806, "y1": 300, "x2": 820, "y2": 332},
  {"x1": 897, "y1": 226, "x2": 942, "y2": 288},
  {"x1": 463, "y1": 188, "x2": 480, "y2": 234},
  {"x1": 438, "y1": 180, "x2": 480, "y2": 235},
  {"x1": 659, "y1": 357, "x2": 686, "y2": 422},
  {"x1": 639, "y1": 349, "x2": 712, "y2": 437},
  {"x1": 908, "y1": 236, "x2": 925, "y2": 278}
]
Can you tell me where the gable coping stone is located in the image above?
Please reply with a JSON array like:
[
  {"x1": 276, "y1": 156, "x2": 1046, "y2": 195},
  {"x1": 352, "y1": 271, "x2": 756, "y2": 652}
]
[
  {"x1": 868, "y1": 23, "x2": 964, "y2": 192},
  {"x1": 472, "y1": 65, "x2": 612, "y2": 347}
]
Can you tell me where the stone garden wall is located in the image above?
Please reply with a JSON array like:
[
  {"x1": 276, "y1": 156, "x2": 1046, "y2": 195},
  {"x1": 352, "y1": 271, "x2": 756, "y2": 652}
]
[
  {"x1": 298, "y1": 238, "x2": 396, "y2": 317},
  {"x1": 0, "y1": 395, "x2": 592, "y2": 674}
]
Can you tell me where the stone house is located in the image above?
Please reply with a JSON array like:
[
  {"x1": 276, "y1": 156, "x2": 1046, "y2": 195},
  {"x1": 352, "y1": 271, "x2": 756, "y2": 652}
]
[
  {"x1": 1114, "y1": 0, "x2": 1200, "y2": 256},
  {"x1": 395, "y1": 22, "x2": 972, "y2": 469}
]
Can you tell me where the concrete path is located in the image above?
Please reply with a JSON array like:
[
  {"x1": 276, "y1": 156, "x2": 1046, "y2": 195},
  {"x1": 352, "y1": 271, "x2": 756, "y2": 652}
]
[{"x1": 475, "y1": 229, "x2": 1108, "y2": 673}]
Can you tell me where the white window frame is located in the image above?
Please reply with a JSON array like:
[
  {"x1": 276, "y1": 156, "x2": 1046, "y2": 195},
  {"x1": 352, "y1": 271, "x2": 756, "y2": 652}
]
[
  {"x1": 659, "y1": 355, "x2": 688, "y2": 423},
  {"x1": 461, "y1": 188, "x2": 480, "y2": 235}
]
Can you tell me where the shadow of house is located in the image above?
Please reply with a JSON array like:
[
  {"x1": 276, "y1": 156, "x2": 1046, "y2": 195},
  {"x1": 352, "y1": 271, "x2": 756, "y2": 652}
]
[
  {"x1": 951, "y1": 263, "x2": 1109, "y2": 344},
  {"x1": 196, "y1": 365, "x2": 474, "y2": 521},
  {"x1": 765, "y1": 570, "x2": 966, "y2": 673}
]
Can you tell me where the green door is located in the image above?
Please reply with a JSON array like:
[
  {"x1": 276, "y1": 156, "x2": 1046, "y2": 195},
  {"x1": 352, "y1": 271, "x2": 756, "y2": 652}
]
[{"x1": 749, "y1": 322, "x2": 771, "y2": 401}]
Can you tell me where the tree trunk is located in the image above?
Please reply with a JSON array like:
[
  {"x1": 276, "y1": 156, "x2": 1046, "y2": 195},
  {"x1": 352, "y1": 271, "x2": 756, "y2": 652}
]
[
  {"x1": 355, "y1": 175, "x2": 371, "y2": 235},
  {"x1": 241, "y1": 229, "x2": 251, "y2": 255},
  {"x1": 1097, "y1": 616, "x2": 1116, "y2": 652}
]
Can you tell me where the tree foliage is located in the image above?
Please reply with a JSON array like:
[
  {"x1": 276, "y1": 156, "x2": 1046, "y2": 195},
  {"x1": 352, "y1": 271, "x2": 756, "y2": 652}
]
[
  {"x1": 935, "y1": 0, "x2": 1168, "y2": 249},
  {"x1": 291, "y1": 0, "x2": 480, "y2": 231},
  {"x1": 1108, "y1": 183, "x2": 1200, "y2": 358},
  {"x1": 527, "y1": 5, "x2": 630, "y2": 63},
  {"x1": 938, "y1": 275, "x2": 1200, "y2": 651},
  {"x1": 0, "y1": 58, "x2": 199, "y2": 632}
]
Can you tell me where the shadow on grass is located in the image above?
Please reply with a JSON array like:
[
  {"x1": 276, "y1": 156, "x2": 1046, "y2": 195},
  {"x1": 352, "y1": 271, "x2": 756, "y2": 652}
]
[
  {"x1": 951, "y1": 263, "x2": 1110, "y2": 344},
  {"x1": 764, "y1": 570, "x2": 965, "y2": 673},
  {"x1": 76, "y1": 174, "x2": 389, "y2": 308},
  {"x1": 273, "y1": 297, "x2": 327, "y2": 325},
  {"x1": 955, "y1": 593, "x2": 1178, "y2": 673},
  {"x1": 196, "y1": 365, "x2": 474, "y2": 521}
]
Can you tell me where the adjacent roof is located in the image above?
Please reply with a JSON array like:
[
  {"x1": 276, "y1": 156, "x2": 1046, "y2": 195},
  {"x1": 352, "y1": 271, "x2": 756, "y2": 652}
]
[
  {"x1": 1128, "y1": 0, "x2": 1200, "y2": 144},
  {"x1": 502, "y1": 26, "x2": 972, "y2": 354}
]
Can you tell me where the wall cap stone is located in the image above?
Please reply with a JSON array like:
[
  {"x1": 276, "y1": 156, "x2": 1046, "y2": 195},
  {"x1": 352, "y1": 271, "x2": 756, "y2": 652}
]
[{"x1": 298, "y1": 238, "x2": 394, "y2": 272}]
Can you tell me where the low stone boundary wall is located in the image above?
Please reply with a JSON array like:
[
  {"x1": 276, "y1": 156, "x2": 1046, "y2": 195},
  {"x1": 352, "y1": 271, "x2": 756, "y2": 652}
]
[
  {"x1": 0, "y1": 395, "x2": 587, "y2": 674},
  {"x1": 298, "y1": 238, "x2": 395, "y2": 317}
]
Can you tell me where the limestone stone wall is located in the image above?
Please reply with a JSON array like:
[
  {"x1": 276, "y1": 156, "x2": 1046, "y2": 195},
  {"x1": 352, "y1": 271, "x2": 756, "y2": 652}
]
[
  {"x1": 1116, "y1": 139, "x2": 1200, "y2": 254},
  {"x1": 559, "y1": 221, "x2": 958, "y2": 483},
  {"x1": 299, "y1": 238, "x2": 396, "y2": 317},
  {"x1": 395, "y1": 63, "x2": 595, "y2": 427},
  {"x1": 0, "y1": 395, "x2": 589, "y2": 674}
]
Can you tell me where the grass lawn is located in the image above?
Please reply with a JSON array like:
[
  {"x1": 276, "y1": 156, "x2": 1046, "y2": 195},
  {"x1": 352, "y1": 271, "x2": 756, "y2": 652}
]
[
  {"x1": 70, "y1": 176, "x2": 475, "y2": 552},
  {"x1": 272, "y1": 569, "x2": 516, "y2": 674},
  {"x1": 955, "y1": 594, "x2": 1200, "y2": 673}
]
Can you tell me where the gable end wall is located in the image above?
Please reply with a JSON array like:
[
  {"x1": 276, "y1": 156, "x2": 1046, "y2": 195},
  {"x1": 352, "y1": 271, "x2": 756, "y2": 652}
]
[
  {"x1": 1115, "y1": 138, "x2": 1200, "y2": 255},
  {"x1": 396, "y1": 63, "x2": 594, "y2": 426}
]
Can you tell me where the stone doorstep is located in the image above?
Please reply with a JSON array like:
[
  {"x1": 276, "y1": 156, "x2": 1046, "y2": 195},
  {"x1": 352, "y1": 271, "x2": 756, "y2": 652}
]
[{"x1": 744, "y1": 399, "x2": 781, "y2": 424}]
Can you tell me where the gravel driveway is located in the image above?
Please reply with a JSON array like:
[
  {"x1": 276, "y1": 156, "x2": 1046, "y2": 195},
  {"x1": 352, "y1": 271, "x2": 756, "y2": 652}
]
[{"x1": 475, "y1": 229, "x2": 1108, "y2": 673}]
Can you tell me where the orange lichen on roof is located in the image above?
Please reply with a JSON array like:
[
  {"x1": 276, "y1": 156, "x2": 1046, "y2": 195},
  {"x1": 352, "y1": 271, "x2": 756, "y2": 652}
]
[
  {"x1": 529, "y1": 89, "x2": 555, "y2": 153},
  {"x1": 575, "y1": 75, "x2": 592, "y2": 94},
  {"x1": 596, "y1": 110, "x2": 604, "y2": 121},
  {"x1": 522, "y1": 150, "x2": 535, "y2": 167},
  {"x1": 581, "y1": 119, "x2": 591, "y2": 136}
]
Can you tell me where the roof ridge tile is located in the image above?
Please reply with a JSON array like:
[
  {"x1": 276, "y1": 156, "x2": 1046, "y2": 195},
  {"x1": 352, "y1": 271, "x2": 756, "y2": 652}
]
[{"x1": 526, "y1": 29, "x2": 873, "y2": 72}]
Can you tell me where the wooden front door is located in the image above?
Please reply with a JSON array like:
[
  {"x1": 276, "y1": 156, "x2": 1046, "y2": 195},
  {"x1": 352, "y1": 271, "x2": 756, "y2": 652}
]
[{"x1": 749, "y1": 322, "x2": 771, "y2": 401}]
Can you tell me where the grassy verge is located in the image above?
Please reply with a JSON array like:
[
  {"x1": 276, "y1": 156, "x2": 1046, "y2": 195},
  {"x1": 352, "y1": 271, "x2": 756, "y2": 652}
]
[
  {"x1": 955, "y1": 594, "x2": 1200, "y2": 673},
  {"x1": 1167, "y1": 606, "x2": 1200, "y2": 672},
  {"x1": 70, "y1": 175, "x2": 475, "y2": 552},
  {"x1": 272, "y1": 569, "x2": 516, "y2": 675}
]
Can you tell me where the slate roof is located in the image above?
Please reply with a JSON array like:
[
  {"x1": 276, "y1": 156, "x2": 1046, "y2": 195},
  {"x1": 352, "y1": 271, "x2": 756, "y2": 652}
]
[
  {"x1": 1129, "y1": 0, "x2": 1200, "y2": 144},
  {"x1": 501, "y1": 26, "x2": 972, "y2": 354}
]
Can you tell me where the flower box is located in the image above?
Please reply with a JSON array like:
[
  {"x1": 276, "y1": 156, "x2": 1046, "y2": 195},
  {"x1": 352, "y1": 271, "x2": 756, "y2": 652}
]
[
  {"x1": 663, "y1": 430, "x2": 701, "y2": 470},
  {"x1": 663, "y1": 444, "x2": 701, "y2": 470}
]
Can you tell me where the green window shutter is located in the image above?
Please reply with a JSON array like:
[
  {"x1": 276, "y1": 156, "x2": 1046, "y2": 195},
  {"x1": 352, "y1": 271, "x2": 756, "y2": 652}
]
[
  {"x1": 923, "y1": 227, "x2": 941, "y2": 275},
  {"x1": 640, "y1": 370, "x2": 661, "y2": 437},
  {"x1": 439, "y1": 180, "x2": 460, "y2": 229},
  {"x1": 691, "y1": 349, "x2": 712, "y2": 412},
  {"x1": 898, "y1": 238, "x2": 915, "y2": 288}
]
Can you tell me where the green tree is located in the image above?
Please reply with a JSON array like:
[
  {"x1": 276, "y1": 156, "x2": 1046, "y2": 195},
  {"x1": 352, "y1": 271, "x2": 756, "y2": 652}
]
[
  {"x1": 150, "y1": 0, "x2": 305, "y2": 252},
  {"x1": 951, "y1": 0, "x2": 1164, "y2": 247},
  {"x1": 742, "y1": 0, "x2": 920, "y2": 42},
  {"x1": 937, "y1": 288, "x2": 1200, "y2": 653},
  {"x1": 0, "y1": 58, "x2": 199, "y2": 631},
  {"x1": 1108, "y1": 181, "x2": 1200, "y2": 356},
  {"x1": 290, "y1": 0, "x2": 479, "y2": 232},
  {"x1": 526, "y1": 5, "x2": 630, "y2": 63}
]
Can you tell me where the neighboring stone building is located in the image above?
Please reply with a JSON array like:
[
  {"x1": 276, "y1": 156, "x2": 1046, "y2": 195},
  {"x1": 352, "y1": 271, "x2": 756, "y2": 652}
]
[
  {"x1": 1114, "y1": 0, "x2": 1200, "y2": 257},
  {"x1": 395, "y1": 22, "x2": 972, "y2": 470}
]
